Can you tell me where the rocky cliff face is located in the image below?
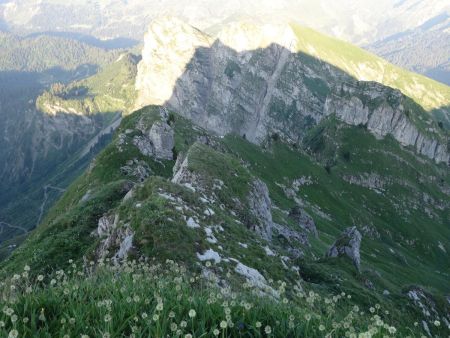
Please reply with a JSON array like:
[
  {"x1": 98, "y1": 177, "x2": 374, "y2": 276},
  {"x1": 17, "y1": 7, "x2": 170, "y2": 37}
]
[
  {"x1": 324, "y1": 82, "x2": 450, "y2": 164},
  {"x1": 133, "y1": 120, "x2": 174, "y2": 160},
  {"x1": 136, "y1": 18, "x2": 449, "y2": 164},
  {"x1": 247, "y1": 179, "x2": 274, "y2": 241}
]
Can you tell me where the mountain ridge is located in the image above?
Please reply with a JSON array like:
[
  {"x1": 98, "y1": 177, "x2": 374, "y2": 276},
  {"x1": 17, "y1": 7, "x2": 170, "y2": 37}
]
[
  {"x1": 2, "y1": 102, "x2": 448, "y2": 335},
  {"x1": 136, "y1": 18, "x2": 450, "y2": 164},
  {"x1": 0, "y1": 16, "x2": 449, "y2": 337},
  {"x1": 2, "y1": 0, "x2": 448, "y2": 88}
]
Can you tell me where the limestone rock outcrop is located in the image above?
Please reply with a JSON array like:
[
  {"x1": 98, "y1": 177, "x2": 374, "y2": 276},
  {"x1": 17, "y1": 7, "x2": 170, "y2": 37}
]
[
  {"x1": 149, "y1": 121, "x2": 175, "y2": 160},
  {"x1": 324, "y1": 83, "x2": 450, "y2": 164},
  {"x1": 94, "y1": 214, "x2": 135, "y2": 262},
  {"x1": 247, "y1": 179, "x2": 274, "y2": 241},
  {"x1": 172, "y1": 152, "x2": 197, "y2": 186},
  {"x1": 120, "y1": 159, "x2": 151, "y2": 182},
  {"x1": 326, "y1": 226, "x2": 362, "y2": 271},
  {"x1": 406, "y1": 287, "x2": 450, "y2": 335},
  {"x1": 288, "y1": 206, "x2": 318, "y2": 237},
  {"x1": 135, "y1": 17, "x2": 449, "y2": 164},
  {"x1": 133, "y1": 120, "x2": 174, "y2": 160},
  {"x1": 273, "y1": 222, "x2": 309, "y2": 248},
  {"x1": 342, "y1": 173, "x2": 388, "y2": 192},
  {"x1": 97, "y1": 214, "x2": 119, "y2": 237}
]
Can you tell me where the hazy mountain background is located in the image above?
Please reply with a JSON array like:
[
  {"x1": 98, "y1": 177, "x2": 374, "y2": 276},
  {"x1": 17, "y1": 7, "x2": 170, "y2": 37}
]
[{"x1": 1, "y1": 0, "x2": 449, "y2": 84}]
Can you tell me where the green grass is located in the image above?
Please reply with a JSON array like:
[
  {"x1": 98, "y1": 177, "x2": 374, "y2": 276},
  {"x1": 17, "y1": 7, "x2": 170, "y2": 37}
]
[
  {"x1": 291, "y1": 24, "x2": 450, "y2": 119},
  {"x1": 36, "y1": 53, "x2": 138, "y2": 117},
  {"x1": 1, "y1": 107, "x2": 449, "y2": 336},
  {"x1": 222, "y1": 120, "x2": 450, "y2": 296},
  {"x1": 0, "y1": 258, "x2": 439, "y2": 338},
  {"x1": 0, "y1": 181, "x2": 130, "y2": 274},
  {"x1": 187, "y1": 142, "x2": 252, "y2": 199}
]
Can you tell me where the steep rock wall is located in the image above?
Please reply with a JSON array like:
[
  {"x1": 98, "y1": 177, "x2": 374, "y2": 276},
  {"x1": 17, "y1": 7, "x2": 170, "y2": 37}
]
[{"x1": 136, "y1": 18, "x2": 449, "y2": 164}]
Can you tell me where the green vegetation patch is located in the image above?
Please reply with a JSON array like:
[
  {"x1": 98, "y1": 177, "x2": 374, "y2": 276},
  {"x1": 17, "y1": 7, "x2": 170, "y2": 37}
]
[{"x1": 0, "y1": 259, "x2": 439, "y2": 338}]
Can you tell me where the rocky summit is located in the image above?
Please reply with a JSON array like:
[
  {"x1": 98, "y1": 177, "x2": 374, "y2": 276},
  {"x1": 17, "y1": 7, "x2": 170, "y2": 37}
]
[
  {"x1": 136, "y1": 18, "x2": 450, "y2": 164},
  {"x1": 0, "y1": 15, "x2": 449, "y2": 338}
]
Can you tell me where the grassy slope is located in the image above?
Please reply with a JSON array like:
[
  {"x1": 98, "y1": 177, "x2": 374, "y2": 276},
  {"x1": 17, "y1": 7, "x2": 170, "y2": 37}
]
[
  {"x1": 1, "y1": 105, "x2": 448, "y2": 336},
  {"x1": 36, "y1": 53, "x2": 138, "y2": 118},
  {"x1": 224, "y1": 127, "x2": 450, "y2": 294},
  {"x1": 0, "y1": 24, "x2": 449, "y2": 337},
  {"x1": 0, "y1": 259, "x2": 416, "y2": 338},
  {"x1": 291, "y1": 24, "x2": 450, "y2": 126}
]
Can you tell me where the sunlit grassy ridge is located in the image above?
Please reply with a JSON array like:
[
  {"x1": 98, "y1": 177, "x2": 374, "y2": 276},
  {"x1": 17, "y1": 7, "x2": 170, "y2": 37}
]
[
  {"x1": 291, "y1": 24, "x2": 450, "y2": 118},
  {"x1": 36, "y1": 53, "x2": 139, "y2": 118},
  {"x1": 0, "y1": 259, "x2": 437, "y2": 338}
]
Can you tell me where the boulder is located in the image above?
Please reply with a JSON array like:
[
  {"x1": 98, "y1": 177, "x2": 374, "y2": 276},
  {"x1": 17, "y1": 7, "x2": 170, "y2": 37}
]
[
  {"x1": 288, "y1": 206, "x2": 318, "y2": 237},
  {"x1": 133, "y1": 121, "x2": 174, "y2": 160},
  {"x1": 247, "y1": 179, "x2": 273, "y2": 240},
  {"x1": 273, "y1": 222, "x2": 309, "y2": 247},
  {"x1": 148, "y1": 121, "x2": 174, "y2": 160},
  {"x1": 326, "y1": 226, "x2": 362, "y2": 271},
  {"x1": 97, "y1": 214, "x2": 118, "y2": 237},
  {"x1": 120, "y1": 159, "x2": 151, "y2": 182}
]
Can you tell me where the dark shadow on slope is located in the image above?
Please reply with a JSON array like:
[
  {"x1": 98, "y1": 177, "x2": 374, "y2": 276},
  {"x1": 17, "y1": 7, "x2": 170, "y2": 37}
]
[{"x1": 0, "y1": 68, "x2": 120, "y2": 242}]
